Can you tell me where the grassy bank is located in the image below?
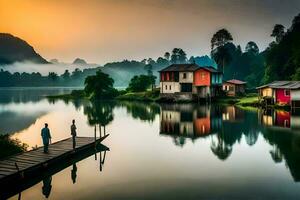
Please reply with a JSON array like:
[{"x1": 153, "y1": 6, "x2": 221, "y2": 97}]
[
  {"x1": 116, "y1": 89, "x2": 160, "y2": 101},
  {"x1": 216, "y1": 94, "x2": 259, "y2": 107},
  {"x1": 47, "y1": 88, "x2": 161, "y2": 102}
]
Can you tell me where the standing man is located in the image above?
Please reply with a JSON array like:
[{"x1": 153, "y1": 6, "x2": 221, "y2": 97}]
[
  {"x1": 71, "y1": 119, "x2": 77, "y2": 149},
  {"x1": 41, "y1": 123, "x2": 51, "y2": 153}
]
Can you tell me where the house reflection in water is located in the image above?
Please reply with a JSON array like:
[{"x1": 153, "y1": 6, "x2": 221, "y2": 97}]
[
  {"x1": 222, "y1": 106, "x2": 244, "y2": 122},
  {"x1": 160, "y1": 104, "x2": 222, "y2": 142},
  {"x1": 258, "y1": 109, "x2": 291, "y2": 129},
  {"x1": 259, "y1": 108, "x2": 300, "y2": 182}
]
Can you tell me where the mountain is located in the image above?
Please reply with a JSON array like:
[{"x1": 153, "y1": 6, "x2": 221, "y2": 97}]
[
  {"x1": 50, "y1": 58, "x2": 59, "y2": 64},
  {"x1": 73, "y1": 58, "x2": 87, "y2": 65},
  {"x1": 0, "y1": 33, "x2": 48, "y2": 65}
]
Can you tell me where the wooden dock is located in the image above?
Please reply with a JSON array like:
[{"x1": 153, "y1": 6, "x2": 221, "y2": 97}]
[{"x1": 0, "y1": 135, "x2": 109, "y2": 192}]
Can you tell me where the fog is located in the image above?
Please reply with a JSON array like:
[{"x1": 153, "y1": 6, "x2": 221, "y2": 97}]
[{"x1": 0, "y1": 61, "x2": 99, "y2": 75}]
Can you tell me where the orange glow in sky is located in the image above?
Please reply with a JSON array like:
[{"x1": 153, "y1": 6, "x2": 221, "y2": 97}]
[{"x1": 1, "y1": 0, "x2": 300, "y2": 63}]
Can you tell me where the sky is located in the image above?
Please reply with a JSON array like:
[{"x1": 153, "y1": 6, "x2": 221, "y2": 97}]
[{"x1": 0, "y1": 0, "x2": 300, "y2": 64}]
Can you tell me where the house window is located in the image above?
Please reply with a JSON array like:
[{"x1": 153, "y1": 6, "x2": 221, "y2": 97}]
[
  {"x1": 285, "y1": 90, "x2": 290, "y2": 96},
  {"x1": 169, "y1": 85, "x2": 171, "y2": 90},
  {"x1": 284, "y1": 120, "x2": 289, "y2": 127},
  {"x1": 165, "y1": 85, "x2": 167, "y2": 90},
  {"x1": 183, "y1": 73, "x2": 187, "y2": 79},
  {"x1": 201, "y1": 73, "x2": 205, "y2": 79}
]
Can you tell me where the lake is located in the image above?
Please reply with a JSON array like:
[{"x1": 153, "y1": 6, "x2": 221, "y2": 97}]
[{"x1": 1, "y1": 88, "x2": 300, "y2": 199}]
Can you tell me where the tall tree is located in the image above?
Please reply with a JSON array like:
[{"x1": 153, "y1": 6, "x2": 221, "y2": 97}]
[
  {"x1": 170, "y1": 48, "x2": 187, "y2": 64},
  {"x1": 164, "y1": 52, "x2": 170, "y2": 61},
  {"x1": 156, "y1": 57, "x2": 169, "y2": 66},
  {"x1": 211, "y1": 29, "x2": 233, "y2": 50},
  {"x1": 211, "y1": 45, "x2": 232, "y2": 74},
  {"x1": 211, "y1": 29, "x2": 233, "y2": 73},
  {"x1": 271, "y1": 24, "x2": 285, "y2": 43},
  {"x1": 245, "y1": 41, "x2": 259, "y2": 55}
]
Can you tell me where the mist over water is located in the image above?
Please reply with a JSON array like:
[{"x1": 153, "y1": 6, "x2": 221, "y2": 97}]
[{"x1": 0, "y1": 61, "x2": 99, "y2": 75}]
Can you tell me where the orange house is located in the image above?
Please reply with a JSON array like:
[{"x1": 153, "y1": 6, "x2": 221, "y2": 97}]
[
  {"x1": 194, "y1": 68, "x2": 211, "y2": 86},
  {"x1": 193, "y1": 67, "x2": 223, "y2": 98}
]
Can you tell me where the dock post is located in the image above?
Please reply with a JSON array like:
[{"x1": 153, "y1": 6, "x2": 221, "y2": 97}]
[
  {"x1": 15, "y1": 162, "x2": 24, "y2": 178},
  {"x1": 99, "y1": 151, "x2": 102, "y2": 171},
  {"x1": 94, "y1": 125, "x2": 96, "y2": 141},
  {"x1": 99, "y1": 124, "x2": 102, "y2": 138}
]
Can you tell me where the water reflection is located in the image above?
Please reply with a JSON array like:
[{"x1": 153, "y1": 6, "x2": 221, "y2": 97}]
[
  {"x1": 160, "y1": 104, "x2": 222, "y2": 146},
  {"x1": 118, "y1": 101, "x2": 160, "y2": 122},
  {"x1": 3, "y1": 89, "x2": 300, "y2": 198},
  {"x1": 2, "y1": 143, "x2": 109, "y2": 199},
  {"x1": 159, "y1": 104, "x2": 261, "y2": 160},
  {"x1": 0, "y1": 87, "x2": 76, "y2": 104}
]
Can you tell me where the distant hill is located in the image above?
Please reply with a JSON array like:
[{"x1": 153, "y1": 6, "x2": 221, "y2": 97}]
[
  {"x1": 50, "y1": 58, "x2": 59, "y2": 64},
  {"x1": 0, "y1": 33, "x2": 48, "y2": 64},
  {"x1": 73, "y1": 58, "x2": 87, "y2": 65}
]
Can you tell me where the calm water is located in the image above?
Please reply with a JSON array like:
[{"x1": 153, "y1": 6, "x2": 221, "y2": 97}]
[{"x1": 1, "y1": 88, "x2": 300, "y2": 199}]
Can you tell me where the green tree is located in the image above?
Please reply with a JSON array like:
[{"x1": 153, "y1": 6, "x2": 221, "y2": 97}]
[
  {"x1": 170, "y1": 48, "x2": 187, "y2": 64},
  {"x1": 156, "y1": 57, "x2": 169, "y2": 66},
  {"x1": 211, "y1": 45, "x2": 232, "y2": 74},
  {"x1": 245, "y1": 41, "x2": 259, "y2": 55},
  {"x1": 211, "y1": 28, "x2": 233, "y2": 50},
  {"x1": 264, "y1": 13, "x2": 300, "y2": 83},
  {"x1": 127, "y1": 75, "x2": 155, "y2": 92},
  {"x1": 71, "y1": 68, "x2": 82, "y2": 79},
  {"x1": 48, "y1": 72, "x2": 58, "y2": 81},
  {"x1": 84, "y1": 70, "x2": 117, "y2": 99},
  {"x1": 164, "y1": 52, "x2": 170, "y2": 61},
  {"x1": 211, "y1": 29, "x2": 233, "y2": 73},
  {"x1": 61, "y1": 69, "x2": 70, "y2": 80},
  {"x1": 271, "y1": 24, "x2": 285, "y2": 43}
]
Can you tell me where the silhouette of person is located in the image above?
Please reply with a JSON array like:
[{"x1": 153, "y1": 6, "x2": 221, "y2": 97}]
[
  {"x1": 42, "y1": 176, "x2": 52, "y2": 198},
  {"x1": 71, "y1": 119, "x2": 77, "y2": 149},
  {"x1": 71, "y1": 163, "x2": 77, "y2": 184},
  {"x1": 41, "y1": 123, "x2": 51, "y2": 153}
]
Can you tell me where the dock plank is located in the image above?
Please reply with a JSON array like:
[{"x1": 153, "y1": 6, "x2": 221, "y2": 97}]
[{"x1": 0, "y1": 136, "x2": 109, "y2": 184}]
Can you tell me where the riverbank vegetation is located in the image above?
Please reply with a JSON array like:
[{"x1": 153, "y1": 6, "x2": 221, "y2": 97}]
[{"x1": 0, "y1": 135, "x2": 28, "y2": 159}]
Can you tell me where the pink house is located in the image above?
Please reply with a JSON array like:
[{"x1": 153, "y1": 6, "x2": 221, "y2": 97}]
[{"x1": 257, "y1": 81, "x2": 300, "y2": 106}]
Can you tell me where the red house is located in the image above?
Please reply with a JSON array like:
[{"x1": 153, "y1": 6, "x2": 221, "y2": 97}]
[
  {"x1": 257, "y1": 81, "x2": 300, "y2": 106},
  {"x1": 275, "y1": 88, "x2": 291, "y2": 105}
]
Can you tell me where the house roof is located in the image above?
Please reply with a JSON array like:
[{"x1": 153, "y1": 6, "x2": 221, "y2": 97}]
[
  {"x1": 159, "y1": 64, "x2": 200, "y2": 72},
  {"x1": 256, "y1": 81, "x2": 300, "y2": 89},
  {"x1": 225, "y1": 79, "x2": 246, "y2": 85},
  {"x1": 159, "y1": 64, "x2": 221, "y2": 73}
]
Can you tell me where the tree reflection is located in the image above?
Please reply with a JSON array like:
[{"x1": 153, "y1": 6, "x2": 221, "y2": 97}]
[
  {"x1": 210, "y1": 134, "x2": 232, "y2": 160},
  {"x1": 83, "y1": 101, "x2": 116, "y2": 127},
  {"x1": 263, "y1": 127, "x2": 300, "y2": 181},
  {"x1": 118, "y1": 101, "x2": 160, "y2": 123}
]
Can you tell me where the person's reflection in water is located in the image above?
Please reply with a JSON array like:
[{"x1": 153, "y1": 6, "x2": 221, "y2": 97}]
[
  {"x1": 71, "y1": 163, "x2": 77, "y2": 184},
  {"x1": 42, "y1": 176, "x2": 52, "y2": 198}
]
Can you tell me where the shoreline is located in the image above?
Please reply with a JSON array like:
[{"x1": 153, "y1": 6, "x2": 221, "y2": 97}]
[{"x1": 46, "y1": 90, "x2": 292, "y2": 111}]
